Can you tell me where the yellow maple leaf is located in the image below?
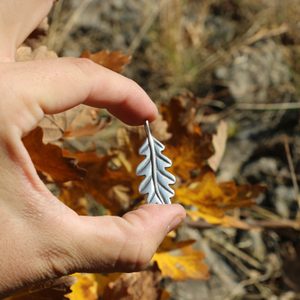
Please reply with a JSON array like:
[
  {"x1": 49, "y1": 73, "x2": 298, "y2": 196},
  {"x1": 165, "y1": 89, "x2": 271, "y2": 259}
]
[
  {"x1": 66, "y1": 273, "x2": 98, "y2": 300},
  {"x1": 153, "y1": 246, "x2": 209, "y2": 281}
]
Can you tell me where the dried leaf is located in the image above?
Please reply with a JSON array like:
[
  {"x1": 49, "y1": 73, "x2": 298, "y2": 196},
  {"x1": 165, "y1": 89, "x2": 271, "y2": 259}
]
[
  {"x1": 208, "y1": 120, "x2": 228, "y2": 171},
  {"x1": 59, "y1": 184, "x2": 89, "y2": 215},
  {"x1": 186, "y1": 211, "x2": 251, "y2": 229},
  {"x1": 153, "y1": 245, "x2": 209, "y2": 281},
  {"x1": 158, "y1": 236, "x2": 196, "y2": 252},
  {"x1": 108, "y1": 185, "x2": 131, "y2": 211},
  {"x1": 81, "y1": 50, "x2": 131, "y2": 73},
  {"x1": 39, "y1": 106, "x2": 104, "y2": 143},
  {"x1": 75, "y1": 154, "x2": 134, "y2": 214},
  {"x1": 94, "y1": 274, "x2": 121, "y2": 297},
  {"x1": 103, "y1": 270, "x2": 162, "y2": 300},
  {"x1": 23, "y1": 127, "x2": 85, "y2": 182},
  {"x1": 161, "y1": 94, "x2": 201, "y2": 142},
  {"x1": 176, "y1": 172, "x2": 265, "y2": 223},
  {"x1": 66, "y1": 274, "x2": 98, "y2": 300},
  {"x1": 161, "y1": 96, "x2": 214, "y2": 181},
  {"x1": 16, "y1": 45, "x2": 57, "y2": 62},
  {"x1": 150, "y1": 114, "x2": 172, "y2": 142},
  {"x1": 165, "y1": 135, "x2": 213, "y2": 182}
]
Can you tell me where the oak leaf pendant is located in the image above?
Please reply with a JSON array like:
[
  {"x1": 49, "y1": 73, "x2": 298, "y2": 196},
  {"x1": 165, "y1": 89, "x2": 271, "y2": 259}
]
[{"x1": 136, "y1": 120, "x2": 176, "y2": 204}]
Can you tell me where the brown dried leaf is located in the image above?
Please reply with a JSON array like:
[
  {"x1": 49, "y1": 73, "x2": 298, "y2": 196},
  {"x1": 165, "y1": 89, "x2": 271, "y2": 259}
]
[
  {"x1": 208, "y1": 120, "x2": 228, "y2": 171},
  {"x1": 161, "y1": 93, "x2": 206, "y2": 141},
  {"x1": 23, "y1": 127, "x2": 85, "y2": 182},
  {"x1": 39, "y1": 106, "x2": 104, "y2": 143},
  {"x1": 103, "y1": 270, "x2": 162, "y2": 300},
  {"x1": 59, "y1": 184, "x2": 89, "y2": 215},
  {"x1": 150, "y1": 114, "x2": 172, "y2": 142},
  {"x1": 161, "y1": 96, "x2": 214, "y2": 181},
  {"x1": 108, "y1": 185, "x2": 131, "y2": 211},
  {"x1": 70, "y1": 153, "x2": 134, "y2": 214},
  {"x1": 16, "y1": 45, "x2": 57, "y2": 62},
  {"x1": 81, "y1": 50, "x2": 131, "y2": 73}
]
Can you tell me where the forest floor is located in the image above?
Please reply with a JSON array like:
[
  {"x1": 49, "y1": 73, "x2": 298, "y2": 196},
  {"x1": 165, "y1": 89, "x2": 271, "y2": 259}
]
[{"x1": 40, "y1": 0, "x2": 300, "y2": 299}]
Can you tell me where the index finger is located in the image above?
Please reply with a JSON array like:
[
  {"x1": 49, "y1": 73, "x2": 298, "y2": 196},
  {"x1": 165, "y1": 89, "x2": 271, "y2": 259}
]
[{"x1": 6, "y1": 57, "x2": 158, "y2": 128}]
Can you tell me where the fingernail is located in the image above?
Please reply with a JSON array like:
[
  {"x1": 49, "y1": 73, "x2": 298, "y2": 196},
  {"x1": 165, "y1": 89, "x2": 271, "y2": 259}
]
[{"x1": 167, "y1": 215, "x2": 185, "y2": 233}]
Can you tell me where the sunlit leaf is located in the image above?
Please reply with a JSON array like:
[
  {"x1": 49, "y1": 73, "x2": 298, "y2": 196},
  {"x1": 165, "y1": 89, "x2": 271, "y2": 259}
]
[
  {"x1": 81, "y1": 50, "x2": 131, "y2": 73},
  {"x1": 66, "y1": 274, "x2": 97, "y2": 300},
  {"x1": 176, "y1": 172, "x2": 265, "y2": 223},
  {"x1": 23, "y1": 127, "x2": 85, "y2": 182},
  {"x1": 153, "y1": 246, "x2": 209, "y2": 281}
]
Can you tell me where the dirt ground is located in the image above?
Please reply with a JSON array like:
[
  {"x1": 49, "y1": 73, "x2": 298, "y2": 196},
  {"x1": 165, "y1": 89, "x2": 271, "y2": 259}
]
[{"x1": 43, "y1": 0, "x2": 300, "y2": 299}]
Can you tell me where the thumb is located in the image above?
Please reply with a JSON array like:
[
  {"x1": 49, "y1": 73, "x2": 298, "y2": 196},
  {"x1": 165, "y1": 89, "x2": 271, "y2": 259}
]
[{"x1": 70, "y1": 204, "x2": 186, "y2": 273}]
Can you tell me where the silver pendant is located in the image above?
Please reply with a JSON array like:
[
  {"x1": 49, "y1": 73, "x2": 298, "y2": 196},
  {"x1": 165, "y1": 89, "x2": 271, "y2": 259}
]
[{"x1": 136, "y1": 120, "x2": 176, "y2": 204}]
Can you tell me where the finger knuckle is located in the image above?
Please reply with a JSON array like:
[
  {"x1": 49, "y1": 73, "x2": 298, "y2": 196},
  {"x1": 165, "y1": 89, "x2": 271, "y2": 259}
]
[{"x1": 67, "y1": 57, "x2": 95, "y2": 74}]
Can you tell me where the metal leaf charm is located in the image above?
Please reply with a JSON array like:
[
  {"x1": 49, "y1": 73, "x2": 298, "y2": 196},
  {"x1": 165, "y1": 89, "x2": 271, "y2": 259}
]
[{"x1": 136, "y1": 120, "x2": 176, "y2": 204}]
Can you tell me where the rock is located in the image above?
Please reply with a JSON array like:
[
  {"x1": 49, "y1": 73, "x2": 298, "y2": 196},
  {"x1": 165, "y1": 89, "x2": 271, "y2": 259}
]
[{"x1": 216, "y1": 40, "x2": 291, "y2": 102}]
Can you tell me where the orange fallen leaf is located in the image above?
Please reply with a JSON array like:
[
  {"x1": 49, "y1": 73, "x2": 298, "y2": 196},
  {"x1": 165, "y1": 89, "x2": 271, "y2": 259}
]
[
  {"x1": 161, "y1": 96, "x2": 214, "y2": 181},
  {"x1": 59, "y1": 183, "x2": 89, "y2": 215},
  {"x1": 39, "y1": 106, "x2": 106, "y2": 143},
  {"x1": 23, "y1": 127, "x2": 85, "y2": 182},
  {"x1": 81, "y1": 50, "x2": 131, "y2": 73}
]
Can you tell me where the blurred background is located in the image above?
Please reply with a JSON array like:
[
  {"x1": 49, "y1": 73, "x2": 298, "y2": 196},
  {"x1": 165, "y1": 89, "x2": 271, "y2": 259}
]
[{"x1": 42, "y1": 0, "x2": 300, "y2": 299}]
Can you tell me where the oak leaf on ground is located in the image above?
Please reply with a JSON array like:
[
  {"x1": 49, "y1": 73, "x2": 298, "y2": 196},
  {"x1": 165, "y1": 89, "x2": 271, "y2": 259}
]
[
  {"x1": 103, "y1": 270, "x2": 162, "y2": 300},
  {"x1": 66, "y1": 274, "x2": 97, "y2": 300},
  {"x1": 39, "y1": 106, "x2": 107, "y2": 143},
  {"x1": 153, "y1": 245, "x2": 209, "y2": 281},
  {"x1": 161, "y1": 96, "x2": 214, "y2": 182},
  {"x1": 23, "y1": 127, "x2": 85, "y2": 182},
  {"x1": 81, "y1": 50, "x2": 131, "y2": 73},
  {"x1": 208, "y1": 120, "x2": 228, "y2": 172},
  {"x1": 59, "y1": 183, "x2": 89, "y2": 215},
  {"x1": 176, "y1": 172, "x2": 265, "y2": 224}
]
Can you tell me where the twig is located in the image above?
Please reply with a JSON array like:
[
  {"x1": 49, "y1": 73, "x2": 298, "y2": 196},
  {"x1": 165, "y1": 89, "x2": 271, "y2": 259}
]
[
  {"x1": 235, "y1": 102, "x2": 300, "y2": 111},
  {"x1": 46, "y1": 0, "x2": 65, "y2": 50},
  {"x1": 48, "y1": 0, "x2": 93, "y2": 52},
  {"x1": 186, "y1": 218, "x2": 300, "y2": 230},
  {"x1": 128, "y1": 0, "x2": 166, "y2": 55},
  {"x1": 283, "y1": 136, "x2": 300, "y2": 220},
  {"x1": 203, "y1": 232, "x2": 262, "y2": 269},
  {"x1": 244, "y1": 23, "x2": 289, "y2": 46}
]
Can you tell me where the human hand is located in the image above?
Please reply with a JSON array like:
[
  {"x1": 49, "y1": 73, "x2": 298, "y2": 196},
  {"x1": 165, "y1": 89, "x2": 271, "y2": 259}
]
[{"x1": 0, "y1": 0, "x2": 186, "y2": 297}]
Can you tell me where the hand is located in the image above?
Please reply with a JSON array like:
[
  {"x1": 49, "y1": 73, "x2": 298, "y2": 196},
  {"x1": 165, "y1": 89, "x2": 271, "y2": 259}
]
[{"x1": 0, "y1": 1, "x2": 186, "y2": 297}]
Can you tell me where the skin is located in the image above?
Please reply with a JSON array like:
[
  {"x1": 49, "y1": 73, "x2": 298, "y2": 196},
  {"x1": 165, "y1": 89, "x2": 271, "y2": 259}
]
[{"x1": 0, "y1": 0, "x2": 186, "y2": 297}]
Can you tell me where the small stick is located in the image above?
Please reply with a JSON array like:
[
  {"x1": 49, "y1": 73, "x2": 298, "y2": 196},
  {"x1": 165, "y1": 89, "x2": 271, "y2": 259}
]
[
  {"x1": 186, "y1": 218, "x2": 300, "y2": 230},
  {"x1": 283, "y1": 136, "x2": 300, "y2": 219},
  {"x1": 235, "y1": 102, "x2": 300, "y2": 111}
]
